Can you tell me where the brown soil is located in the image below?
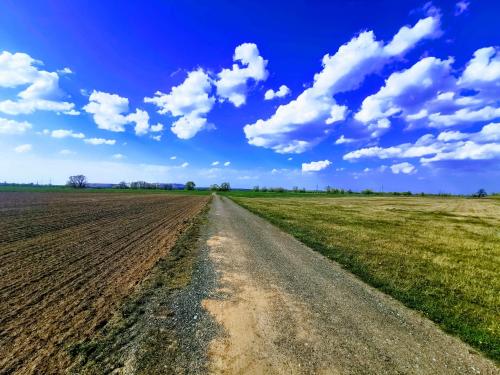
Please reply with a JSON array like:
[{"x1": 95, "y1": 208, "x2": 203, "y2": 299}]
[{"x1": 0, "y1": 192, "x2": 208, "y2": 375}]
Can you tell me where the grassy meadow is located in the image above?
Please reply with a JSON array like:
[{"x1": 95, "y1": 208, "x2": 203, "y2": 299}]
[{"x1": 228, "y1": 194, "x2": 500, "y2": 361}]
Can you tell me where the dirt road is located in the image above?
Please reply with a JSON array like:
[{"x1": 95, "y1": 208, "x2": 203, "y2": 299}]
[{"x1": 202, "y1": 195, "x2": 498, "y2": 374}]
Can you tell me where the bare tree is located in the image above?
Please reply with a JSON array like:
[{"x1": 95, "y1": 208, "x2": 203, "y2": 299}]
[{"x1": 67, "y1": 175, "x2": 87, "y2": 188}]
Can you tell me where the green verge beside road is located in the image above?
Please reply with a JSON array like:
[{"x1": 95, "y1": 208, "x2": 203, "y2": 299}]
[{"x1": 228, "y1": 194, "x2": 500, "y2": 362}]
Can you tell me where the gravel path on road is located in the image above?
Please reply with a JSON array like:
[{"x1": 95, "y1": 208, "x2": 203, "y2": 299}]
[{"x1": 201, "y1": 195, "x2": 498, "y2": 374}]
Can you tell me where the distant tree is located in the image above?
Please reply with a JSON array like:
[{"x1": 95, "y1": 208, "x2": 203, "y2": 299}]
[
  {"x1": 292, "y1": 186, "x2": 299, "y2": 193},
  {"x1": 253, "y1": 185, "x2": 260, "y2": 192},
  {"x1": 185, "y1": 181, "x2": 196, "y2": 190},
  {"x1": 361, "y1": 189, "x2": 374, "y2": 195},
  {"x1": 131, "y1": 181, "x2": 148, "y2": 189},
  {"x1": 299, "y1": 187, "x2": 306, "y2": 193},
  {"x1": 476, "y1": 188, "x2": 487, "y2": 198},
  {"x1": 210, "y1": 184, "x2": 219, "y2": 191},
  {"x1": 164, "y1": 183, "x2": 173, "y2": 190},
  {"x1": 261, "y1": 186, "x2": 268, "y2": 192},
  {"x1": 347, "y1": 189, "x2": 353, "y2": 194},
  {"x1": 67, "y1": 175, "x2": 87, "y2": 188},
  {"x1": 116, "y1": 181, "x2": 128, "y2": 189},
  {"x1": 219, "y1": 182, "x2": 231, "y2": 191},
  {"x1": 325, "y1": 185, "x2": 332, "y2": 193}
]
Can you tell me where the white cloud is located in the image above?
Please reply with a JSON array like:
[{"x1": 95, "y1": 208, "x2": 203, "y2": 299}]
[
  {"x1": 427, "y1": 106, "x2": 500, "y2": 128},
  {"x1": 59, "y1": 149, "x2": 74, "y2": 155},
  {"x1": 264, "y1": 85, "x2": 291, "y2": 100},
  {"x1": 335, "y1": 135, "x2": 355, "y2": 144},
  {"x1": 14, "y1": 144, "x2": 32, "y2": 153},
  {"x1": 302, "y1": 159, "x2": 331, "y2": 172},
  {"x1": 458, "y1": 47, "x2": 500, "y2": 94},
  {"x1": 344, "y1": 123, "x2": 500, "y2": 164},
  {"x1": 84, "y1": 137, "x2": 116, "y2": 145},
  {"x1": 151, "y1": 134, "x2": 161, "y2": 141},
  {"x1": 224, "y1": 161, "x2": 231, "y2": 167},
  {"x1": 112, "y1": 153, "x2": 125, "y2": 160},
  {"x1": 181, "y1": 162, "x2": 189, "y2": 168},
  {"x1": 215, "y1": 43, "x2": 268, "y2": 107},
  {"x1": 244, "y1": 16, "x2": 439, "y2": 153},
  {"x1": 84, "y1": 91, "x2": 158, "y2": 135},
  {"x1": 83, "y1": 91, "x2": 130, "y2": 132},
  {"x1": 355, "y1": 57, "x2": 454, "y2": 126},
  {"x1": 170, "y1": 156, "x2": 177, "y2": 160},
  {"x1": 126, "y1": 109, "x2": 156, "y2": 136},
  {"x1": 50, "y1": 129, "x2": 85, "y2": 139},
  {"x1": 0, "y1": 51, "x2": 76, "y2": 115},
  {"x1": 150, "y1": 123, "x2": 163, "y2": 132},
  {"x1": 455, "y1": 0, "x2": 470, "y2": 15},
  {"x1": 421, "y1": 142, "x2": 500, "y2": 163},
  {"x1": 355, "y1": 46, "x2": 500, "y2": 131},
  {"x1": 145, "y1": 69, "x2": 215, "y2": 139},
  {"x1": 58, "y1": 67, "x2": 73, "y2": 75},
  {"x1": 0, "y1": 118, "x2": 31, "y2": 134},
  {"x1": 211, "y1": 161, "x2": 220, "y2": 166},
  {"x1": 390, "y1": 162, "x2": 416, "y2": 174}
]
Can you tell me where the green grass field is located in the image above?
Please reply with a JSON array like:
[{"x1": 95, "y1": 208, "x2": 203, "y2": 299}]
[
  {"x1": 228, "y1": 194, "x2": 500, "y2": 361},
  {"x1": 0, "y1": 185, "x2": 212, "y2": 195}
]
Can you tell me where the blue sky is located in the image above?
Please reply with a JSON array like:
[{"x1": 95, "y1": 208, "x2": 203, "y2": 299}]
[{"x1": 0, "y1": 0, "x2": 499, "y2": 193}]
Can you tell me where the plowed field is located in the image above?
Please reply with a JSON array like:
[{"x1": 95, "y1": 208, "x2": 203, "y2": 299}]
[{"x1": 0, "y1": 192, "x2": 208, "y2": 375}]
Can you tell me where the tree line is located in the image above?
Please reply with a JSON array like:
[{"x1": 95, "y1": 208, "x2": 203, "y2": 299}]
[{"x1": 65, "y1": 175, "x2": 489, "y2": 197}]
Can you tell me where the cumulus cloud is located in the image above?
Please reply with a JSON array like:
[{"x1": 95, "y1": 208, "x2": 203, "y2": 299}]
[
  {"x1": 223, "y1": 161, "x2": 231, "y2": 167},
  {"x1": 0, "y1": 118, "x2": 31, "y2": 134},
  {"x1": 112, "y1": 153, "x2": 125, "y2": 160},
  {"x1": 126, "y1": 109, "x2": 159, "y2": 136},
  {"x1": 244, "y1": 15, "x2": 440, "y2": 153},
  {"x1": 356, "y1": 46, "x2": 500, "y2": 132},
  {"x1": 145, "y1": 69, "x2": 214, "y2": 139},
  {"x1": 458, "y1": 47, "x2": 500, "y2": 96},
  {"x1": 14, "y1": 144, "x2": 32, "y2": 153},
  {"x1": 84, "y1": 91, "x2": 129, "y2": 132},
  {"x1": 390, "y1": 162, "x2": 416, "y2": 174},
  {"x1": 83, "y1": 137, "x2": 116, "y2": 145},
  {"x1": 170, "y1": 156, "x2": 177, "y2": 160},
  {"x1": 355, "y1": 57, "x2": 454, "y2": 126},
  {"x1": 344, "y1": 122, "x2": 500, "y2": 164},
  {"x1": 0, "y1": 51, "x2": 76, "y2": 115},
  {"x1": 59, "y1": 149, "x2": 74, "y2": 155},
  {"x1": 50, "y1": 129, "x2": 85, "y2": 139},
  {"x1": 211, "y1": 161, "x2": 220, "y2": 166},
  {"x1": 84, "y1": 91, "x2": 160, "y2": 136},
  {"x1": 181, "y1": 162, "x2": 189, "y2": 168},
  {"x1": 302, "y1": 159, "x2": 331, "y2": 172},
  {"x1": 215, "y1": 43, "x2": 268, "y2": 107},
  {"x1": 264, "y1": 85, "x2": 291, "y2": 100}
]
